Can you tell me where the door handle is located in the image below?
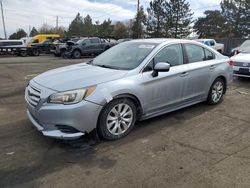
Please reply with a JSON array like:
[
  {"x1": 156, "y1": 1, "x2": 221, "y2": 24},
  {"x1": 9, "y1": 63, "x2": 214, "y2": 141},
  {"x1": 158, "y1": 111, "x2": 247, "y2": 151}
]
[
  {"x1": 180, "y1": 72, "x2": 189, "y2": 77},
  {"x1": 210, "y1": 65, "x2": 216, "y2": 69}
]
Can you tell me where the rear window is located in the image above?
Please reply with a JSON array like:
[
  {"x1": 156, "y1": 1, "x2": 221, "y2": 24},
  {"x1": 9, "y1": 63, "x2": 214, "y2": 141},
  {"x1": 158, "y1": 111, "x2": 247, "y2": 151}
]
[
  {"x1": 0, "y1": 41, "x2": 22, "y2": 46},
  {"x1": 204, "y1": 48, "x2": 215, "y2": 60}
]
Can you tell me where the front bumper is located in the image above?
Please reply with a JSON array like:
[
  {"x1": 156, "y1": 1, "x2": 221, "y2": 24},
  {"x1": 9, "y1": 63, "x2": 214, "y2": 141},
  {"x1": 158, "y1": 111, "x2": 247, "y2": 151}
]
[
  {"x1": 27, "y1": 110, "x2": 85, "y2": 140},
  {"x1": 25, "y1": 81, "x2": 103, "y2": 140}
]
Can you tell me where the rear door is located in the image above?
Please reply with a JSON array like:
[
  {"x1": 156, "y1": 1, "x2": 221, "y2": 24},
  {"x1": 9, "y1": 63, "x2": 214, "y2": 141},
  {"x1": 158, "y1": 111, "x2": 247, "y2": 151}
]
[
  {"x1": 90, "y1": 38, "x2": 102, "y2": 54},
  {"x1": 81, "y1": 39, "x2": 91, "y2": 55},
  {"x1": 182, "y1": 44, "x2": 216, "y2": 102}
]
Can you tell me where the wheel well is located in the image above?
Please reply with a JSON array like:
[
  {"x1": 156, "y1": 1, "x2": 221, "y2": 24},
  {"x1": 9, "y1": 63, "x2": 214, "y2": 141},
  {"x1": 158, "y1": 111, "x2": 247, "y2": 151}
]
[
  {"x1": 113, "y1": 94, "x2": 143, "y2": 119},
  {"x1": 99, "y1": 94, "x2": 143, "y2": 121}
]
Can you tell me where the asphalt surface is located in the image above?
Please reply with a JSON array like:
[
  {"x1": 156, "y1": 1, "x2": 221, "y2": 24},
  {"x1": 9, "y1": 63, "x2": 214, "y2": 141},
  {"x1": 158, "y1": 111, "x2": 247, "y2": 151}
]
[{"x1": 0, "y1": 55, "x2": 250, "y2": 188}]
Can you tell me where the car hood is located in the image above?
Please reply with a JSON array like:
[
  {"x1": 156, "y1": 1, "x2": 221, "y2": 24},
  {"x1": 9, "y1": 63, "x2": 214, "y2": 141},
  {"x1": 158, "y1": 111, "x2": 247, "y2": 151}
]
[
  {"x1": 231, "y1": 53, "x2": 250, "y2": 62},
  {"x1": 33, "y1": 63, "x2": 128, "y2": 91}
]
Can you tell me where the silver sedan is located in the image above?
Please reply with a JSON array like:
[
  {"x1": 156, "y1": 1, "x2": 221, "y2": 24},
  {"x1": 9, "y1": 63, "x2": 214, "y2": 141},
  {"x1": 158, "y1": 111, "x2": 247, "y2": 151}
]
[{"x1": 25, "y1": 39, "x2": 233, "y2": 140}]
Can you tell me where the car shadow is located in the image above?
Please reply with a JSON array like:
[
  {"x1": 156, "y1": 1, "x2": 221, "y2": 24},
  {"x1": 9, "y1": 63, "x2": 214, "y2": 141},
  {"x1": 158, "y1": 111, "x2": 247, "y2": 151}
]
[{"x1": 0, "y1": 102, "x2": 217, "y2": 187}]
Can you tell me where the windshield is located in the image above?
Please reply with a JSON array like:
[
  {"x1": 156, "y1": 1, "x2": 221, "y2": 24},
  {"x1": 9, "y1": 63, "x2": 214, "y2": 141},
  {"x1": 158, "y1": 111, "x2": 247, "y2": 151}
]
[
  {"x1": 239, "y1": 40, "x2": 250, "y2": 53},
  {"x1": 91, "y1": 42, "x2": 157, "y2": 70},
  {"x1": 76, "y1": 39, "x2": 85, "y2": 44}
]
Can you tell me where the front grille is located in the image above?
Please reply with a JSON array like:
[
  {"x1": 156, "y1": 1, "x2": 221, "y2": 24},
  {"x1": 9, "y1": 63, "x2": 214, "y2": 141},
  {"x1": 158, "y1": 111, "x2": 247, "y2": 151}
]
[
  {"x1": 26, "y1": 84, "x2": 41, "y2": 107},
  {"x1": 234, "y1": 62, "x2": 250, "y2": 67}
]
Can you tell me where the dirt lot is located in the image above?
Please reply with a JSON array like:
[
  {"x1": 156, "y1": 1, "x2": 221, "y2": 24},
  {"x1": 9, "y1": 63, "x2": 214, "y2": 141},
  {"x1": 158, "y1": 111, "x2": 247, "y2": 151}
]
[{"x1": 0, "y1": 55, "x2": 250, "y2": 188}]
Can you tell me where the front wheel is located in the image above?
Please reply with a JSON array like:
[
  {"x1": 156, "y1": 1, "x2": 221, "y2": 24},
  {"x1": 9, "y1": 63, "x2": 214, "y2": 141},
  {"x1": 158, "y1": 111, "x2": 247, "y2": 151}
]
[
  {"x1": 207, "y1": 78, "x2": 225, "y2": 105},
  {"x1": 72, "y1": 50, "x2": 81, "y2": 59},
  {"x1": 97, "y1": 99, "x2": 137, "y2": 140}
]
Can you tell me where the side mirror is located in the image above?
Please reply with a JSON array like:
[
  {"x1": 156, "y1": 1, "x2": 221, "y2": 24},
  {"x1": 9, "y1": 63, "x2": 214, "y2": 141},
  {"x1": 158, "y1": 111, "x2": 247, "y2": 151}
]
[
  {"x1": 82, "y1": 43, "x2": 86, "y2": 46},
  {"x1": 152, "y1": 62, "x2": 170, "y2": 77}
]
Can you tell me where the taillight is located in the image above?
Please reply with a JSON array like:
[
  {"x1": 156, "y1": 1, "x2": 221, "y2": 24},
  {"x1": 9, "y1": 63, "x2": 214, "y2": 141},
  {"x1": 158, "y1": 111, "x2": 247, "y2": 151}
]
[{"x1": 229, "y1": 60, "x2": 234, "y2": 66}]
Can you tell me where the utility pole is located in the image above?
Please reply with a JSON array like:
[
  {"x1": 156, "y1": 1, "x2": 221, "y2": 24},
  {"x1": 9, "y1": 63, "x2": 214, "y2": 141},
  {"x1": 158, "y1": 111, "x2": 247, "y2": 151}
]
[
  {"x1": 0, "y1": 0, "x2": 7, "y2": 39},
  {"x1": 137, "y1": 0, "x2": 140, "y2": 14},
  {"x1": 29, "y1": 25, "x2": 31, "y2": 37},
  {"x1": 137, "y1": 0, "x2": 140, "y2": 38},
  {"x1": 56, "y1": 16, "x2": 58, "y2": 30}
]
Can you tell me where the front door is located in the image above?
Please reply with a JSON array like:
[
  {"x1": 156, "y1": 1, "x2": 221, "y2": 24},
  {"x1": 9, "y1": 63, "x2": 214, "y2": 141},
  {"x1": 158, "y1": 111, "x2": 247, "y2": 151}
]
[{"x1": 141, "y1": 44, "x2": 188, "y2": 115}]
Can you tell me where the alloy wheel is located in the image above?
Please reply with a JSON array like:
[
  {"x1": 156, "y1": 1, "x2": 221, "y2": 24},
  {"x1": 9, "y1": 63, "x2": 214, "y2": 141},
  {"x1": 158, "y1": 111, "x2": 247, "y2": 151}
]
[
  {"x1": 211, "y1": 81, "x2": 224, "y2": 103},
  {"x1": 106, "y1": 103, "x2": 133, "y2": 136}
]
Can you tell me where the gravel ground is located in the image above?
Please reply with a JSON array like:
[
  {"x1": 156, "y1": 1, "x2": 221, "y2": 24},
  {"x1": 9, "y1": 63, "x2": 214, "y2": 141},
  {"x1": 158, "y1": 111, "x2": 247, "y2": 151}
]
[{"x1": 0, "y1": 55, "x2": 250, "y2": 188}]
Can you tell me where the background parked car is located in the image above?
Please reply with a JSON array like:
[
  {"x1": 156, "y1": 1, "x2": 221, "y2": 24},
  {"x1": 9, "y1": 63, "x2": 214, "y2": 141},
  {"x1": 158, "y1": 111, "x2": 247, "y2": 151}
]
[
  {"x1": 195, "y1": 39, "x2": 224, "y2": 53},
  {"x1": 231, "y1": 44, "x2": 250, "y2": 78},
  {"x1": 27, "y1": 34, "x2": 60, "y2": 47},
  {"x1": 51, "y1": 38, "x2": 80, "y2": 57},
  {"x1": 64, "y1": 37, "x2": 113, "y2": 58},
  {"x1": 31, "y1": 39, "x2": 56, "y2": 54},
  {"x1": 117, "y1": 38, "x2": 132, "y2": 43},
  {"x1": 0, "y1": 39, "x2": 39, "y2": 57},
  {"x1": 230, "y1": 40, "x2": 250, "y2": 56}
]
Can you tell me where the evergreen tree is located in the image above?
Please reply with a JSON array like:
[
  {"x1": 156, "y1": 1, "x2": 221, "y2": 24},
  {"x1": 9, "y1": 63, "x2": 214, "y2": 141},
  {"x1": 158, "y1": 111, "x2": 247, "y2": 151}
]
[
  {"x1": 131, "y1": 6, "x2": 146, "y2": 38},
  {"x1": 68, "y1": 13, "x2": 84, "y2": 37},
  {"x1": 9, "y1": 28, "x2": 27, "y2": 39},
  {"x1": 221, "y1": 0, "x2": 250, "y2": 37},
  {"x1": 145, "y1": 0, "x2": 168, "y2": 38},
  {"x1": 82, "y1": 15, "x2": 95, "y2": 37},
  {"x1": 193, "y1": 10, "x2": 226, "y2": 38},
  {"x1": 29, "y1": 27, "x2": 39, "y2": 37},
  {"x1": 166, "y1": 0, "x2": 193, "y2": 38},
  {"x1": 97, "y1": 19, "x2": 114, "y2": 38}
]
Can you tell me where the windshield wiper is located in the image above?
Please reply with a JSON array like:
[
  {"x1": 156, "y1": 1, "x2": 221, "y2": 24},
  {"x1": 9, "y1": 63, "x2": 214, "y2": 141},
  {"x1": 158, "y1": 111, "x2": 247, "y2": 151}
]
[{"x1": 94, "y1": 64, "x2": 117, "y2": 69}]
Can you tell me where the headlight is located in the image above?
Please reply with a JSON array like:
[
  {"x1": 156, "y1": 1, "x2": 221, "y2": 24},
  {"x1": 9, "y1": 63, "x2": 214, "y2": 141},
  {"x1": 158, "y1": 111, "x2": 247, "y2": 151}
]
[{"x1": 48, "y1": 86, "x2": 96, "y2": 104}]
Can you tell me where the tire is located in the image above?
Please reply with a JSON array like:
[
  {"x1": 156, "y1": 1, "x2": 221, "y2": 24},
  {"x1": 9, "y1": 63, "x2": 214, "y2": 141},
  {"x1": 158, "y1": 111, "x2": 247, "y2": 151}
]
[
  {"x1": 97, "y1": 98, "x2": 137, "y2": 140},
  {"x1": 32, "y1": 49, "x2": 40, "y2": 56},
  {"x1": 207, "y1": 78, "x2": 225, "y2": 105},
  {"x1": 20, "y1": 50, "x2": 28, "y2": 57},
  {"x1": 72, "y1": 50, "x2": 81, "y2": 59},
  {"x1": 60, "y1": 50, "x2": 66, "y2": 58}
]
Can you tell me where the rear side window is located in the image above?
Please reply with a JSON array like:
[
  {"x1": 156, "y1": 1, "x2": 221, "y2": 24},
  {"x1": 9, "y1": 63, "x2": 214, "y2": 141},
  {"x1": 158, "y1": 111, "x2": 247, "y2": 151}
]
[
  {"x1": 90, "y1": 38, "x2": 100, "y2": 44},
  {"x1": 185, "y1": 44, "x2": 205, "y2": 63},
  {"x1": 204, "y1": 48, "x2": 215, "y2": 60}
]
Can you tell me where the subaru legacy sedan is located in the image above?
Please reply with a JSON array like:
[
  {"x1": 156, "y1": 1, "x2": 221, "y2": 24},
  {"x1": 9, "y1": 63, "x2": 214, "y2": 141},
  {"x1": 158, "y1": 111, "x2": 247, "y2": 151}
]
[{"x1": 25, "y1": 39, "x2": 233, "y2": 140}]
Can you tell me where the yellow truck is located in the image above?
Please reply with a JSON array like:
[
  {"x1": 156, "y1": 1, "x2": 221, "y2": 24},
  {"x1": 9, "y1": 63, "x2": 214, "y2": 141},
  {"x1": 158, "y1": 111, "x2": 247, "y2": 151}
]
[{"x1": 28, "y1": 34, "x2": 60, "y2": 47}]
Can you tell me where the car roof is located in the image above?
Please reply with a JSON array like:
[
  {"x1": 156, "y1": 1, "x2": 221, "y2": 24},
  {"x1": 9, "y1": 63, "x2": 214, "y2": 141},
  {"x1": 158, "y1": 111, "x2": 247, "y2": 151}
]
[
  {"x1": 0, "y1": 40, "x2": 23, "y2": 42},
  {"x1": 195, "y1": 39, "x2": 214, "y2": 42},
  {"x1": 128, "y1": 38, "x2": 195, "y2": 44}
]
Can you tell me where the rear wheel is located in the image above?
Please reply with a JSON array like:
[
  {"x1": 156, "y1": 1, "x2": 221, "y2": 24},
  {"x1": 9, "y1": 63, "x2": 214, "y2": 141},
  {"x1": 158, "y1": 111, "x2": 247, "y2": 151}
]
[
  {"x1": 32, "y1": 49, "x2": 40, "y2": 56},
  {"x1": 97, "y1": 98, "x2": 137, "y2": 140},
  {"x1": 20, "y1": 50, "x2": 28, "y2": 57},
  {"x1": 207, "y1": 78, "x2": 225, "y2": 105},
  {"x1": 72, "y1": 50, "x2": 81, "y2": 59}
]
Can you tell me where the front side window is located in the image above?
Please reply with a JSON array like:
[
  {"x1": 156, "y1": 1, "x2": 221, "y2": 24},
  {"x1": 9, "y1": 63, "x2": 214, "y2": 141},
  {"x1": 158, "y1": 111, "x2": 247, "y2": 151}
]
[
  {"x1": 185, "y1": 44, "x2": 206, "y2": 63},
  {"x1": 143, "y1": 44, "x2": 184, "y2": 72},
  {"x1": 154, "y1": 44, "x2": 184, "y2": 67}
]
